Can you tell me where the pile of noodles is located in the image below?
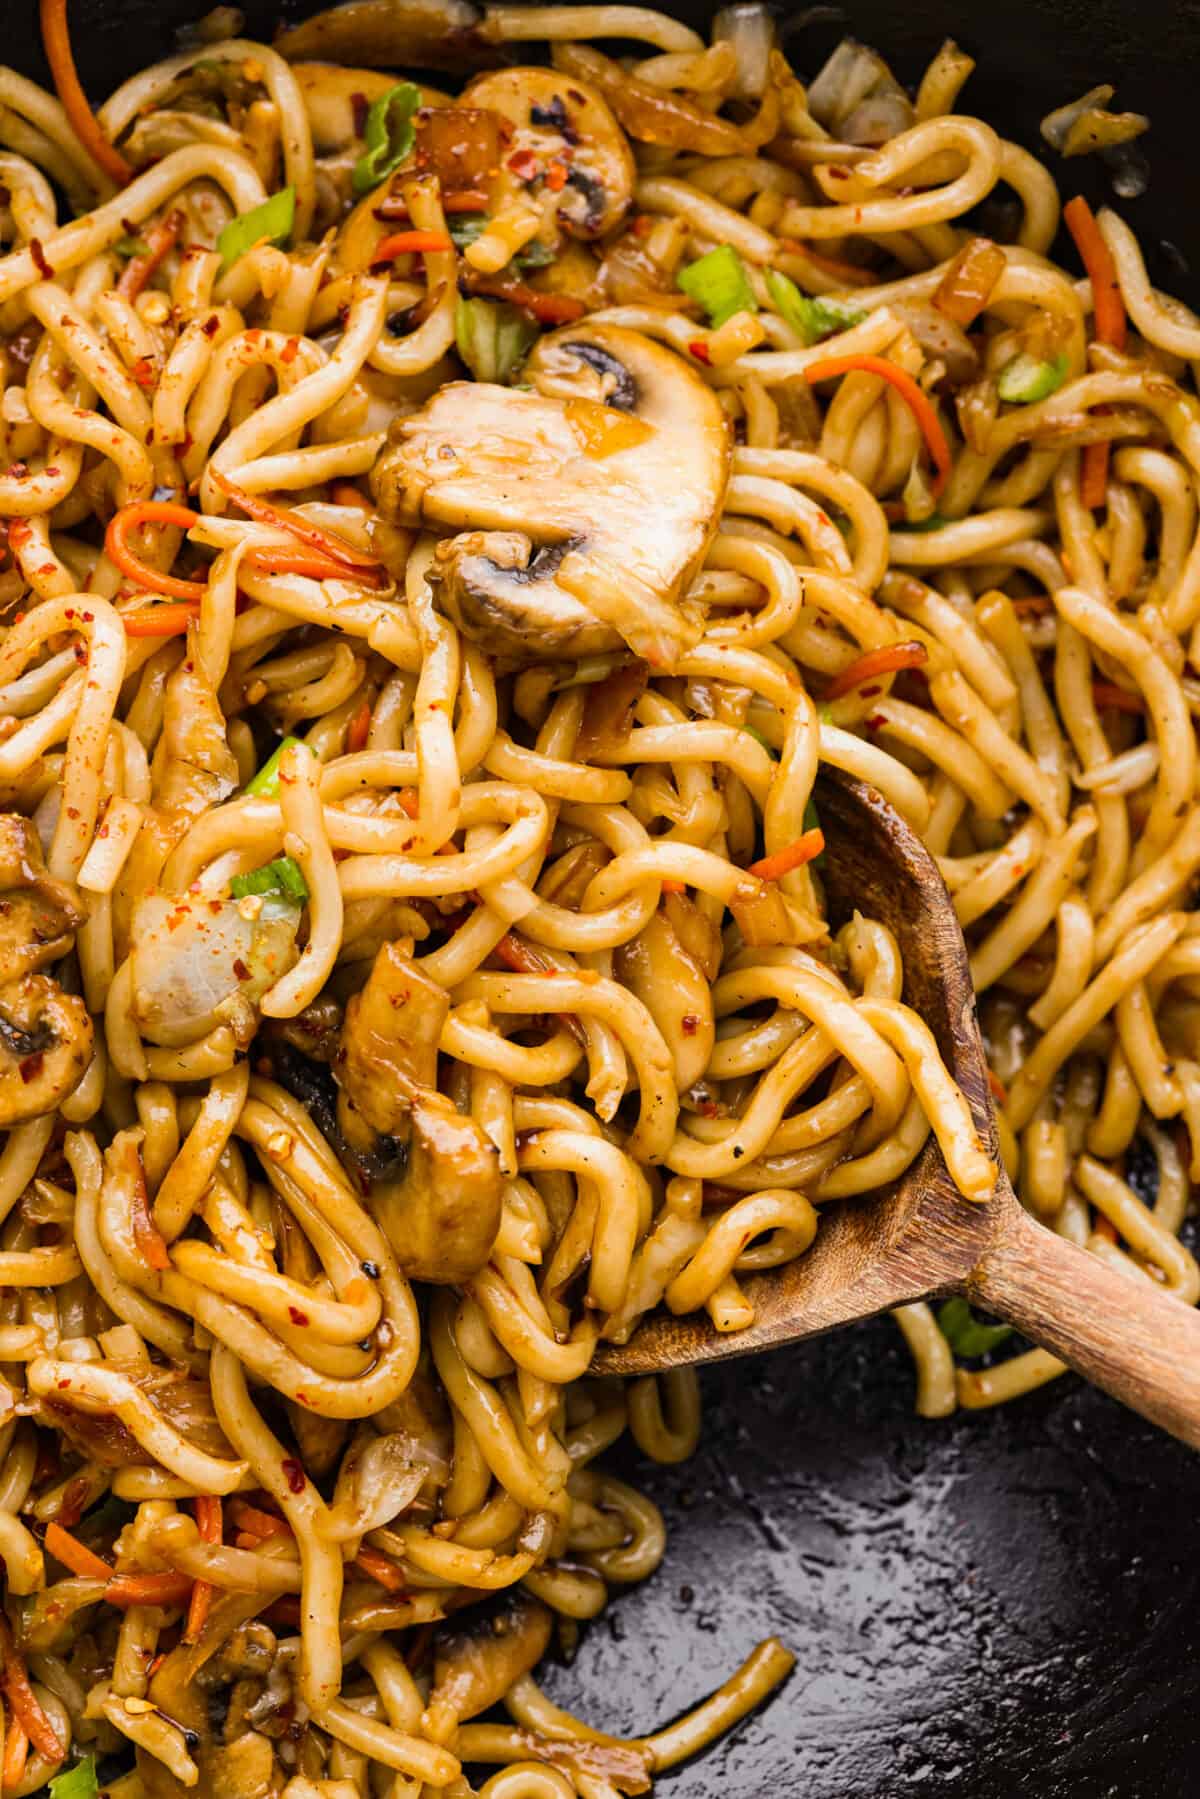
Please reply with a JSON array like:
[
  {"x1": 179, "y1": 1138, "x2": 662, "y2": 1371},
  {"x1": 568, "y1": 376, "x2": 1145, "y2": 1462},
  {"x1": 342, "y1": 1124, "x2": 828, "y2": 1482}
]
[{"x1": 0, "y1": 2, "x2": 1195, "y2": 1795}]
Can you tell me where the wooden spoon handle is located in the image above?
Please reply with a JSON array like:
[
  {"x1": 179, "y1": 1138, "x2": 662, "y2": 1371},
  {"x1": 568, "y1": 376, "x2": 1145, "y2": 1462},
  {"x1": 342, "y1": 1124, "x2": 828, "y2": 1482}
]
[{"x1": 972, "y1": 1200, "x2": 1200, "y2": 1449}]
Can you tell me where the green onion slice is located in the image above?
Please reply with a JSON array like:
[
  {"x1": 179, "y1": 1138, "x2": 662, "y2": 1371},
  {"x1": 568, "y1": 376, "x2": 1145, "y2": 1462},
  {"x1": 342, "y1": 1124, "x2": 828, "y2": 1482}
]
[
  {"x1": 677, "y1": 244, "x2": 758, "y2": 329},
  {"x1": 230, "y1": 856, "x2": 309, "y2": 903},
  {"x1": 937, "y1": 1297, "x2": 1014, "y2": 1357},
  {"x1": 242, "y1": 736, "x2": 303, "y2": 800},
  {"x1": 49, "y1": 1757, "x2": 98, "y2": 1799},
  {"x1": 217, "y1": 187, "x2": 295, "y2": 268},
  {"x1": 996, "y1": 349, "x2": 1069, "y2": 403},
  {"x1": 352, "y1": 83, "x2": 422, "y2": 196},
  {"x1": 765, "y1": 269, "x2": 866, "y2": 344},
  {"x1": 455, "y1": 297, "x2": 538, "y2": 384}
]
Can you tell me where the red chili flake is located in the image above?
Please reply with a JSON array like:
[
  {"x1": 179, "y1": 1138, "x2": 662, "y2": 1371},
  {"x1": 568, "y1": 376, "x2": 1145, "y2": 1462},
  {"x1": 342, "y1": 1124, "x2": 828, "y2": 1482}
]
[
  {"x1": 244, "y1": 328, "x2": 262, "y2": 344},
  {"x1": 545, "y1": 160, "x2": 568, "y2": 191},
  {"x1": 57, "y1": 1378, "x2": 72, "y2": 1390},
  {"x1": 681, "y1": 1014, "x2": 700, "y2": 1036},
  {"x1": 287, "y1": 1306, "x2": 309, "y2": 1327},
  {"x1": 5, "y1": 462, "x2": 29, "y2": 480},
  {"x1": 202, "y1": 314, "x2": 220, "y2": 339},
  {"x1": 866, "y1": 713, "x2": 886, "y2": 731},
  {"x1": 232, "y1": 957, "x2": 251, "y2": 980},
  {"x1": 507, "y1": 148, "x2": 539, "y2": 181},
  {"x1": 280, "y1": 335, "x2": 300, "y2": 365},
  {"x1": 700, "y1": 1099, "x2": 720, "y2": 1119},
  {"x1": 689, "y1": 340, "x2": 711, "y2": 364},
  {"x1": 281, "y1": 1458, "x2": 305, "y2": 1494},
  {"x1": 131, "y1": 357, "x2": 155, "y2": 388},
  {"x1": 18, "y1": 1052, "x2": 44, "y2": 1084},
  {"x1": 859, "y1": 684, "x2": 882, "y2": 697},
  {"x1": 350, "y1": 90, "x2": 369, "y2": 135},
  {"x1": 30, "y1": 238, "x2": 54, "y2": 278}
]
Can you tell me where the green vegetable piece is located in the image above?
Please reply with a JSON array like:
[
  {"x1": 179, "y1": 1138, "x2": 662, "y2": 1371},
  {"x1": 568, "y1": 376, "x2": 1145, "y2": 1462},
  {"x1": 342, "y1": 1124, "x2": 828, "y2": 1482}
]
[
  {"x1": 803, "y1": 797, "x2": 821, "y2": 834},
  {"x1": 742, "y1": 723, "x2": 778, "y2": 759},
  {"x1": 455, "y1": 297, "x2": 538, "y2": 385},
  {"x1": 242, "y1": 735, "x2": 304, "y2": 800},
  {"x1": 937, "y1": 1296, "x2": 1013, "y2": 1358},
  {"x1": 112, "y1": 235, "x2": 149, "y2": 259},
  {"x1": 765, "y1": 268, "x2": 866, "y2": 345},
  {"x1": 352, "y1": 82, "x2": 422, "y2": 196},
  {"x1": 217, "y1": 187, "x2": 295, "y2": 268},
  {"x1": 996, "y1": 349, "x2": 1069, "y2": 404},
  {"x1": 50, "y1": 1756, "x2": 98, "y2": 1799},
  {"x1": 231, "y1": 855, "x2": 309, "y2": 903},
  {"x1": 449, "y1": 215, "x2": 488, "y2": 251},
  {"x1": 898, "y1": 512, "x2": 949, "y2": 533},
  {"x1": 514, "y1": 239, "x2": 556, "y2": 271},
  {"x1": 677, "y1": 244, "x2": 758, "y2": 330}
]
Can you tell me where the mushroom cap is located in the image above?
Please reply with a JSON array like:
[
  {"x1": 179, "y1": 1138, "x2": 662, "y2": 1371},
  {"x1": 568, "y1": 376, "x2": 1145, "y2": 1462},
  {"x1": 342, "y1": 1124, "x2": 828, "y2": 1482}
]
[
  {"x1": 371, "y1": 322, "x2": 731, "y2": 667},
  {"x1": 274, "y1": 0, "x2": 499, "y2": 73}
]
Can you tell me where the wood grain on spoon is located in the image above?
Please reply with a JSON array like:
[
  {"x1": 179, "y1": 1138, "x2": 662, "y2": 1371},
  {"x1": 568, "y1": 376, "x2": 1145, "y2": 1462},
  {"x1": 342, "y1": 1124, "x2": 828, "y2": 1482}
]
[{"x1": 598, "y1": 768, "x2": 1200, "y2": 1454}]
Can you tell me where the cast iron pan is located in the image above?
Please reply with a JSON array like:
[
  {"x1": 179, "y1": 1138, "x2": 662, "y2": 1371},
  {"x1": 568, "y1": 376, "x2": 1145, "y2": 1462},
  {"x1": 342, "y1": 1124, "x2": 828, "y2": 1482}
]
[{"x1": 12, "y1": 1, "x2": 1200, "y2": 1791}]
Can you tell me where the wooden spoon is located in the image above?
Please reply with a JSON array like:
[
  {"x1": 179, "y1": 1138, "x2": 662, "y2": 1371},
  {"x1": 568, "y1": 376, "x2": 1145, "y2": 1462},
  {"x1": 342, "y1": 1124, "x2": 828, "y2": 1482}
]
[{"x1": 597, "y1": 767, "x2": 1200, "y2": 1451}]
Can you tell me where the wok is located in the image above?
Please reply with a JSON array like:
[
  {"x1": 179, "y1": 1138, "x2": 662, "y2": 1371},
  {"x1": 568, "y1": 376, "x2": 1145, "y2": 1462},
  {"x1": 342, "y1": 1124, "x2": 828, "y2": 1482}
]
[{"x1": 12, "y1": 2, "x2": 1200, "y2": 1792}]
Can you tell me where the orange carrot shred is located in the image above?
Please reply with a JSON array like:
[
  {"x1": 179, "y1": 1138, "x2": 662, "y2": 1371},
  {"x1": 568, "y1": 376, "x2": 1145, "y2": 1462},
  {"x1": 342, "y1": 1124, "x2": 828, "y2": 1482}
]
[
  {"x1": 2, "y1": 1715, "x2": 28, "y2": 1790},
  {"x1": 987, "y1": 1069, "x2": 1008, "y2": 1106},
  {"x1": 347, "y1": 696, "x2": 372, "y2": 753},
  {"x1": 44, "y1": 1521, "x2": 114, "y2": 1580},
  {"x1": 354, "y1": 1546, "x2": 407, "y2": 1592},
  {"x1": 129, "y1": 1146, "x2": 170, "y2": 1271},
  {"x1": 212, "y1": 470, "x2": 385, "y2": 585},
  {"x1": 1093, "y1": 1214, "x2": 1119, "y2": 1244},
  {"x1": 106, "y1": 500, "x2": 205, "y2": 600},
  {"x1": 803, "y1": 355, "x2": 952, "y2": 496},
  {"x1": 103, "y1": 1571, "x2": 195, "y2": 1610},
  {"x1": 0, "y1": 1617, "x2": 63, "y2": 1765},
  {"x1": 121, "y1": 602, "x2": 202, "y2": 638},
  {"x1": 371, "y1": 230, "x2": 454, "y2": 261},
  {"x1": 1079, "y1": 442, "x2": 1110, "y2": 510},
  {"x1": 824, "y1": 640, "x2": 928, "y2": 701},
  {"x1": 466, "y1": 275, "x2": 586, "y2": 325},
  {"x1": 40, "y1": 0, "x2": 134, "y2": 186},
  {"x1": 117, "y1": 208, "x2": 184, "y2": 301},
  {"x1": 1063, "y1": 195, "x2": 1126, "y2": 352},
  {"x1": 745, "y1": 828, "x2": 825, "y2": 883},
  {"x1": 228, "y1": 1502, "x2": 292, "y2": 1540}
]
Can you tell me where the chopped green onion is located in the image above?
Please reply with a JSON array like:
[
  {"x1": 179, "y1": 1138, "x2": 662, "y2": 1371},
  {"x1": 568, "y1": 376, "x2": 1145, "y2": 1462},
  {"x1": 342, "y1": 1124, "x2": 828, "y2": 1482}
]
[
  {"x1": 449, "y1": 215, "x2": 488, "y2": 251},
  {"x1": 936, "y1": 1297, "x2": 1013, "y2": 1358},
  {"x1": 514, "y1": 239, "x2": 556, "y2": 271},
  {"x1": 217, "y1": 187, "x2": 295, "y2": 268},
  {"x1": 817, "y1": 703, "x2": 834, "y2": 725},
  {"x1": 49, "y1": 1756, "x2": 98, "y2": 1799},
  {"x1": 112, "y1": 235, "x2": 149, "y2": 259},
  {"x1": 996, "y1": 349, "x2": 1069, "y2": 404},
  {"x1": 455, "y1": 297, "x2": 537, "y2": 384},
  {"x1": 242, "y1": 736, "x2": 304, "y2": 800},
  {"x1": 677, "y1": 244, "x2": 758, "y2": 330},
  {"x1": 765, "y1": 269, "x2": 866, "y2": 344},
  {"x1": 231, "y1": 855, "x2": 309, "y2": 902},
  {"x1": 352, "y1": 82, "x2": 422, "y2": 196},
  {"x1": 898, "y1": 512, "x2": 949, "y2": 534}
]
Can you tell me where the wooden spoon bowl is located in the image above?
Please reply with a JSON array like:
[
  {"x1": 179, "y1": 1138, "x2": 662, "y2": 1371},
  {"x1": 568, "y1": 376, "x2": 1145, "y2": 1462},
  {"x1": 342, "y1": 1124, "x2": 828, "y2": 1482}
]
[{"x1": 598, "y1": 769, "x2": 1200, "y2": 1452}]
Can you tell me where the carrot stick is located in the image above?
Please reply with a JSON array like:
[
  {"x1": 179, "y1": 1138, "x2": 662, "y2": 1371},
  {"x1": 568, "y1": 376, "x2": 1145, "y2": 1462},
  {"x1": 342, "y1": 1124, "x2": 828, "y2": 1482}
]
[
  {"x1": 117, "y1": 208, "x2": 184, "y2": 300},
  {"x1": 121, "y1": 602, "x2": 202, "y2": 638},
  {"x1": 804, "y1": 355, "x2": 952, "y2": 497},
  {"x1": 103, "y1": 1571, "x2": 195, "y2": 1610},
  {"x1": 129, "y1": 1149, "x2": 170, "y2": 1271},
  {"x1": 106, "y1": 500, "x2": 205, "y2": 600},
  {"x1": 986, "y1": 1069, "x2": 1008, "y2": 1106},
  {"x1": 1064, "y1": 195, "x2": 1126, "y2": 511},
  {"x1": 2, "y1": 1715, "x2": 28, "y2": 1790},
  {"x1": 745, "y1": 828, "x2": 825, "y2": 883},
  {"x1": 660, "y1": 879, "x2": 685, "y2": 895},
  {"x1": 0, "y1": 1618, "x2": 63, "y2": 1764},
  {"x1": 184, "y1": 1496, "x2": 222, "y2": 1644},
  {"x1": 1093, "y1": 1214, "x2": 1119, "y2": 1244},
  {"x1": 371, "y1": 230, "x2": 454, "y2": 261},
  {"x1": 212, "y1": 470, "x2": 385, "y2": 584},
  {"x1": 39, "y1": 0, "x2": 134, "y2": 187},
  {"x1": 465, "y1": 275, "x2": 587, "y2": 324},
  {"x1": 228, "y1": 1502, "x2": 292, "y2": 1541},
  {"x1": 354, "y1": 1546, "x2": 407, "y2": 1591},
  {"x1": 44, "y1": 1521, "x2": 114, "y2": 1580},
  {"x1": 346, "y1": 696, "x2": 372, "y2": 753},
  {"x1": 823, "y1": 640, "x2": 928, "y2": 701}
]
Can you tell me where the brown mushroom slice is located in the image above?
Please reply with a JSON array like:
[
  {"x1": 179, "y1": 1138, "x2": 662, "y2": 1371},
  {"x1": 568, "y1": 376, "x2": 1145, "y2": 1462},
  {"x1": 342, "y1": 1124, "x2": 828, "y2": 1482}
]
[
  {"x1": 427, "y1": 1593, "x2": 553, "y2": 1727},
  {"x1": 371, "y1": 323, "x2": 731, "y2": 667},
  {"x1": 0, "y1": 972, "x2": 92, "y2": 1127},
  {"x1": 274, "y1": 0, "x2": 498, "y2": 72},
  {"x1": 335, "y1": 940, "x2": 449, "y2": 1137},
  {"x1": 461, "y1": 67, "x2": 634, "y2": 239},
  {"x1": 0, "y1": 813, "x2": 86, "y2": 986},
  {"x1": 370, "y1": 1085, "x2": 502, "y2": 1283}
]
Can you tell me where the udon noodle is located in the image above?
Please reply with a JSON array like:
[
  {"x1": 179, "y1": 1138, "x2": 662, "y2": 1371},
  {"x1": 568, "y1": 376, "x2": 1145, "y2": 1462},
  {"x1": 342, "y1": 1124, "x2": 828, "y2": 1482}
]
[{"x1": 0, "y1": 1, "x2": 1193, "y2": 1792}]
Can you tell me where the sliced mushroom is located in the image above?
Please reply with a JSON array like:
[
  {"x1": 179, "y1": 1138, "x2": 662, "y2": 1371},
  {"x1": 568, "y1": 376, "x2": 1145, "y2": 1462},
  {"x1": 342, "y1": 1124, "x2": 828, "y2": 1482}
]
[
  {"x1": 129, "y1": 892, "x2": 300, "y2": 1048},
  {"x1": 371, "y1": 323, "x2": 731, "y2": 666},
  {"x1": 0, "y1": 813, "x2": 86, "y2": 986},
  {"x1": 428, "y1": 1593, "x2": 552, "y2": 1726},
  {"x1": 369, "y1": 1085, "x2": 502, "y2": 1283},
  {"x1": 0, "y1": 973, "x2": 92, "y2": 1127},
  {"x1": 461, "y1": 67, "x2": 634, "y2": 239},
  {"x1": 335, "y1": 940, "x2": 449, "y2": 1138},
  {"x1": 274, "y1": 0, "x2": 499, "y2": 73},
  {"x1": 614, "y1": 911, "x2": 714, "y2": 1091}
]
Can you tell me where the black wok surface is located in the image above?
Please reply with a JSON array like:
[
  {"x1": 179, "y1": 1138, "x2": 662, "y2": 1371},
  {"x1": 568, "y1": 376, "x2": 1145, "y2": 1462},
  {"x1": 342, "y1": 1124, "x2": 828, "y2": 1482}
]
[{"x1": 11, "y1": 0, "x2": 1200, "y2": 1790}]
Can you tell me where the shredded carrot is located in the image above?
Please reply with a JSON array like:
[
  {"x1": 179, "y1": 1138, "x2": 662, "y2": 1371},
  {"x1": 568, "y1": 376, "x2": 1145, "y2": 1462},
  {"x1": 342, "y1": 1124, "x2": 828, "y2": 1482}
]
[
  {"x1": 1093, "y1": 1214, "x2": 1119, "y2": 1244},
  {"x1": 213, "y1": 470, "x2": 385, "y2": 585},
  {"x1": 1092, "y1": 680, "x2": 1145, "y2": 714},
  {"x1": 371, "y1": 230, "x2": 454, "y2": 261},
  {"x1": 346, "y1": 696, "x2": 372, "y2": 753},
  {"x1": 228, "y1": 1501, "x2": 292, "y2": 1540},
  {"x1": 986, "y1": 1069, "x2": 1008, "y2": 1106},
  {"x1": 183, "y1": 1495, "x2": 222, "y2": 1644},
  {"x1": 660, "y1": 879, "x2": 685, "y2": 895},
  {"x1": 0, "y1": 1617, "x2": 63, "y2": 1765},
  {"x1": 129, "y1": 1151, "x2": 170, "y2": 1271},
  {"x1": 103, "y1": 1571, "x2": 194, "y2": 1610},
  {"x1": 823, "y1": 640, "x2": 928, "y2": 702},
  {"x1": 39, "y1": 0, "x2": 134, "y2": 187},
  {"x1": 495, "y1": 931, "x2": 554, "y2": 975},
  {"x1": 105, "y1": 500, "x2": 205, "y2": 600},
  {"x1": 396, "y1": 789, "x2": 420, "y2": 817},
  {"x1": 1064, "y1": 196, "x2": 1126, "y2": 510},
  {"x1": 44, "y1": 1521, "x2": 114, "y2": 1580},
  {"x1": 121, "y1": 602, "x2": 202, "y2": 638},
  {"x1": 354, "y1": 1546, "x2": 407, "y2": 1592},
  {"x1": 804, "y1": 355, "x2": 952, "y2": 497},
  {"x1": 331, "y1": 482, "x2": 374, "y2": 514},
  {"x1": 2, "y1": 1715, "x2": 28, "y2": 1791},
  {"x1": 117, "y1": 208, "x2": 184, "y2": 301},
  {"x1": 466, "y1": 275, "x2": 587, "y2": 324},
  {"x1": 1010, "y1": 596, "x2": 1053, "y2": 616},
  {"x1": 745, "y1": 828, "x2": 825, "y2": 883}
]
